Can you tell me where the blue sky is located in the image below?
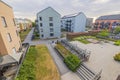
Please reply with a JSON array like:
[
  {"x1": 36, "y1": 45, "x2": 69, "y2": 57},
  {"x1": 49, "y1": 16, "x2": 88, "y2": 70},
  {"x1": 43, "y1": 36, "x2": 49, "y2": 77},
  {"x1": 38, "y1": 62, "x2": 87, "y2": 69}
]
[{"x1": 3, "y1": 0, "x2": 120, "y2": 21}]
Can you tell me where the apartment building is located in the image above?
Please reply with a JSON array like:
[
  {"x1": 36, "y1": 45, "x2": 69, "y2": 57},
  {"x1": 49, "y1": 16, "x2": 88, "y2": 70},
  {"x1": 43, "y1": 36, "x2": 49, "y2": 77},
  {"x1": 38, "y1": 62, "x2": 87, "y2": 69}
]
[
  {"x1": 15, "y1": 18, "x2": 32, "y2": 32},
  {"x1": 36, "y1": 7, "x2": 61, "y2": 39},
  {"x1": 94, "y1": 14, "x2": 120, "y2": 30},
  {"x1": 61, "y1": 12, "x2": 86, "y2": 33},
  {"x1": 86, "y1": 18, "x2": 93, "y2": 27},
  {"x1": 0, "y1": 1, "x2": 21, "y2": 55}
]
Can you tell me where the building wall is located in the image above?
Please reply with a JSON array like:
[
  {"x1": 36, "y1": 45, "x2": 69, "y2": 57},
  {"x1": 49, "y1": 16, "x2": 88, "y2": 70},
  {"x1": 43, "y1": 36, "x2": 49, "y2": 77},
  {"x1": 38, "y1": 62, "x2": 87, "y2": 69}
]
[
  {"x1": 0, "y1": 1, "x2": 21, "y2": 55},
  {"x1": 94, "y1": 19, "x2": 120, "y2": 30},
  {"x1": 37, "y1": 7, "x2": 61, "y2": 39},
  {"x1": 86, "y1": 18, "x2": 93, "y2": 27},
  {"x1": 61, "y1": 13, "x2": 86, "y2": 33},
  {"x1": 74, "y1": 13, "x2": 86, "y2": 32}
]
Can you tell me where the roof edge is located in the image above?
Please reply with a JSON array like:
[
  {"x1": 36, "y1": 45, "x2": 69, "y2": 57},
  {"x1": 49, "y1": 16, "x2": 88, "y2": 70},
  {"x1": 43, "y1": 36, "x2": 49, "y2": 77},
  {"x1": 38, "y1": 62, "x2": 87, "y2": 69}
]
[
  {"x1": 37, "y1": 7, "x2": 61, "y2": 16},
  {"x1": 0, "y1": 0, "x2": 12, "y2": 9}
]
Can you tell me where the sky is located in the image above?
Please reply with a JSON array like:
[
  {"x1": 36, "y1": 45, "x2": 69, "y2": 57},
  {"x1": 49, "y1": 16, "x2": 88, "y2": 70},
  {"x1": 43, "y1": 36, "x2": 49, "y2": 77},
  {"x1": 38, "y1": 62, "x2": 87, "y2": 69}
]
[{"x1": 3, "y1": 0, "x2": 120, "y2": 22}]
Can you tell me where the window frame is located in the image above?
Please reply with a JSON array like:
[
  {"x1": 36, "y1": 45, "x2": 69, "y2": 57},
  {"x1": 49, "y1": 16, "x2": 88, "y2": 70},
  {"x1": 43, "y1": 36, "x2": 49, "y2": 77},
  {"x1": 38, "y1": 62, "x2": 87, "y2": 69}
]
[
  {"x1": 49, "y1": 23, "x2": 53, "y2": 27},
  {"x1": 1, "y1": 16, "x2": 7, "y2": 27},
  {"x1": 39, "y1": 17, "x2": 42, "y2": 21},
  {"x1": 7, "y1": 33, "x2": 12, "y2": 42},
  {"x1": 49, "y1": 17, "x2": 53, "y2": 21}
]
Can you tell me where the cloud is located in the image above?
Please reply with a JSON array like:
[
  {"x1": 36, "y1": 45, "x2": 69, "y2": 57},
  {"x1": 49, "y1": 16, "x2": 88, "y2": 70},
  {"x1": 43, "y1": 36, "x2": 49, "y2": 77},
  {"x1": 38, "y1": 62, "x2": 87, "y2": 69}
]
[{"x1": 2, "y1": 0, "x2": 120, "y2": 21}]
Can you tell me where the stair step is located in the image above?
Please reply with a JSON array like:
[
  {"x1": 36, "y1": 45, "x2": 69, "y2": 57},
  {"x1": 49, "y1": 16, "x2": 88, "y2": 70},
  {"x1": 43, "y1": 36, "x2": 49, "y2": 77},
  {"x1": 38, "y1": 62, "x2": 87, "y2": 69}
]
[
  {"x1": 80, "y1": 65, "x2": 95, "y2": 77},
  {"x1": 79, "y1": 66, "x2": 94, "y2": 79},
  {"x1": 77, "y1": 70, "x2": 89, "y2": 80}
]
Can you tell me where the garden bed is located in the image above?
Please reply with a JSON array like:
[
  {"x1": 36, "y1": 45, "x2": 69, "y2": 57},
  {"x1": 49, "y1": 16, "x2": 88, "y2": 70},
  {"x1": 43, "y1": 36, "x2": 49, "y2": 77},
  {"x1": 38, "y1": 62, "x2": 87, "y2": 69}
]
[
  {"x1": 73, "y1": 36, "x2": 97, "y2": 44},
  {"x1": 16, "y1": 45, "x2": 60, "y2": 80},
  {"x1": 55, "y1": 42, "x2": 81, "y2": 72}
]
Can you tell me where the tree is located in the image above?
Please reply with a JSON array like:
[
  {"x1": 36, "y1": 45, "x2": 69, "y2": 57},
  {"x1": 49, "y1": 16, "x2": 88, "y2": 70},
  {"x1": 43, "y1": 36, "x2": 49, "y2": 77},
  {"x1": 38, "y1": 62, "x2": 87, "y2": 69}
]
[
  {"x1": 114, "y1": 26, "x2": 120, "y2": 34},
  {"x1": 32, "y1": 22, "x2": 36, "y2": 27}
]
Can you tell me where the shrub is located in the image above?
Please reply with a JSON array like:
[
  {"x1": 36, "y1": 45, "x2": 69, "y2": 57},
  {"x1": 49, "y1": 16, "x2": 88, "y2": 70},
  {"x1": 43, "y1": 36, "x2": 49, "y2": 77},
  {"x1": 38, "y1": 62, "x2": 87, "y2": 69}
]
[
  {"x1": 114, "y1": 40, "x2": 120, "y2": 46},
  {"x1": 64, "y1": 54, "x2": 81, "y2": 72},
  {"x1": 97, "y1": 30, "x2": 109, "y2": 38},
  {"x1": 114, "y1": 53, "x2": 120, "y2": 61}
]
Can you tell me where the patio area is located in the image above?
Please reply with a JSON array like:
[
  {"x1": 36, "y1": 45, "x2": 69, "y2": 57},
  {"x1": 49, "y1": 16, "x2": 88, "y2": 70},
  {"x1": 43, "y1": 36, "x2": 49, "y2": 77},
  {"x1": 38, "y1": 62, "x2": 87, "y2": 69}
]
[{"x1": 71, "y1": 41, "x2": 120, "y2": 80}]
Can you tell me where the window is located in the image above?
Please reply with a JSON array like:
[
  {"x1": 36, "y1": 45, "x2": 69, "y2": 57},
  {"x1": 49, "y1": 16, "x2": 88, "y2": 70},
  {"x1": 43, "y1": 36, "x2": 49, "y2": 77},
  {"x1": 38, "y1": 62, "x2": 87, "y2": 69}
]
[
  {"x1": 41, "y1": 34, "x2": 44, "y2": 38},
  {"x1": 13, "y1": 18, "x2": 16, "y2": 26},
  {"x1": 40, "y1": 23, "x2": 42, "y2": 27},
  {"x1": 12, "y1": 47, "x2": 16, "y2": 54},
  {"x1": 50, "y1": 33, "x2": 54, "y2": 37},
  {"x1": 1, "y1": 16, "x2": 7, "y2": 27},
  {"x1": 16, "y1": 30, "x2": 18, "y2": 36},
  {"x1": 41, "y1": 29, "x2": 43, "y2": 32},
  {"x1": 49, "y1": 17, "x2": 53, "y2": 21},
  {"x1": 49, "y1": 23, "x2": 53, "y2": 26},
  {"x1": 50, "y1": 28, "x2": 54, "y2": 32},
  {"x1": 7, "y1": 33, "x2": 12, "y2": 42},
  {"x1": 39, "y1": 17, "x2": 42, "y2": 21}
]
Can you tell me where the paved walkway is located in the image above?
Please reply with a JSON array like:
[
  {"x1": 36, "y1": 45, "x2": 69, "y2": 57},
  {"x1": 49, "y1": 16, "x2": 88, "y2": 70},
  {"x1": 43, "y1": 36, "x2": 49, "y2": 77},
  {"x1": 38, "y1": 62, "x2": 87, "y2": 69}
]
[{"x1": 23, "y1": 28, "x2": 34, "y2": 43}]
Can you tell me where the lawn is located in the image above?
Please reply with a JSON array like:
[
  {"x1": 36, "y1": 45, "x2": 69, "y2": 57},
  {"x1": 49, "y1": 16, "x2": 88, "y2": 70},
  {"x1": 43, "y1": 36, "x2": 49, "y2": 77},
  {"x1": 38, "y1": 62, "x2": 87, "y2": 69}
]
[
  {"x1": 16, "y1": 45, "x2": 60, "y2": 80},
  {"x1": 19, "y1": 29, "x2": 31, "y2": 42}
]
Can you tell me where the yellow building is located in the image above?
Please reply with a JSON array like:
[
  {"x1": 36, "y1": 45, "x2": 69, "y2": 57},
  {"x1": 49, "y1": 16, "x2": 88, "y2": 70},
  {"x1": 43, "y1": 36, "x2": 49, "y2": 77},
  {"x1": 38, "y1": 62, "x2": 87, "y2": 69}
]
[{"x1": 0, "y1": 1, "x2": 21, "y2": 55}]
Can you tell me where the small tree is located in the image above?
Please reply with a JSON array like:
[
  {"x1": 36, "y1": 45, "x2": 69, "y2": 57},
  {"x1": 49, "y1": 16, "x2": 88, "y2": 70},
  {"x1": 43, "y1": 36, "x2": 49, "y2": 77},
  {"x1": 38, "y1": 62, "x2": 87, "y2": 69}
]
[{"x1": 114, "y1": 26, "x2": 120, "y2": 34}]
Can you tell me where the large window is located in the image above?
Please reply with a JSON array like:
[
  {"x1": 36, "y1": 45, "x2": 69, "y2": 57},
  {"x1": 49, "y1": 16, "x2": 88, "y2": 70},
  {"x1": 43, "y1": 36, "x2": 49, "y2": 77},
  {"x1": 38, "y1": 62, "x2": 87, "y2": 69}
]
[
  {"x1": 41, "y1": 28, "x2": 43, "y2": 32},
  {"x1": 40, "y1": 23, "x2": 42, "y2": 27},
  {"x1": 41, "y1": 34, "x2": 44, "y2": 38},
  {"x1": 1, "y1": 16, "x2": 7, "y2": 27},
  {"x1": 49, "y1": 23, "x2": 53, "y2": 26},
  {"x1": 49, "y1": 17, "x2": 53, "y2": 21},
  {"x1": 13, "y1": 18, "x2": 16, "y2": 26},
  {"x1": 7, "y1": 33, "x2": 12, "y2": 42},
  {"x1": 50, "y1": 28, "x2": 54, "y2": 32},
  {"x1": 39, "y1": 17, "x2": 42, "y2": 21},
  {"x1": 16, "y1": 30, "x2": 18, "y2": 36},
  {"x1": 50, "y1": 33, "x2": 54, "y2": 37}
]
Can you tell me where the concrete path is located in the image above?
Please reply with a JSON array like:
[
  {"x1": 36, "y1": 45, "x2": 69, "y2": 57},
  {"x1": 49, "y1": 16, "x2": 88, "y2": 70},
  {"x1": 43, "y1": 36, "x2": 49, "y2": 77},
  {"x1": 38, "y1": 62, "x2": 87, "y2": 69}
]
[
  {"x1": 46, "y1": 43, "x2": 69, "y2": 75},
  {"x1": 23, "y1": 28, "x2": 34, "y2": 43},
  {"x1": 61, "y1": 71, "x2": 81, "y2": 80}
]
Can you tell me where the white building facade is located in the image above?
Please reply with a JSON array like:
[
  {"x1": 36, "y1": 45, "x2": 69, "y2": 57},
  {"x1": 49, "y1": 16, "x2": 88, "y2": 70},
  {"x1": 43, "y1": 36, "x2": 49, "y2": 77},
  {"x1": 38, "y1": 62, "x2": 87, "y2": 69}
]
[
  {"x1": 37, "y1": 7, "x2": 61, "y2": 39},
  {"x1": 61, "y1": 12, "x2": 86, "y2": 32}
]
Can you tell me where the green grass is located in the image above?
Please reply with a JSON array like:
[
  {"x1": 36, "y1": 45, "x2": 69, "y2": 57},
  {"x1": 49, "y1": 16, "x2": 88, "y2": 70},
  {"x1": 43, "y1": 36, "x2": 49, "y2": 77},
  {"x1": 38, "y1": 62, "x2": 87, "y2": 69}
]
[
  {"x1": 16, "y1": 45, "x2": 60, "y2": 80},
  {"x1": 16, "y1": 46, "x2": 36, "y2": 80},
  {"x1": 19, "y1": 29, "x2": 31, "y2": 42},
  {"x1": 114, "y1": 40, "x2": 120, "y2": 46}
]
